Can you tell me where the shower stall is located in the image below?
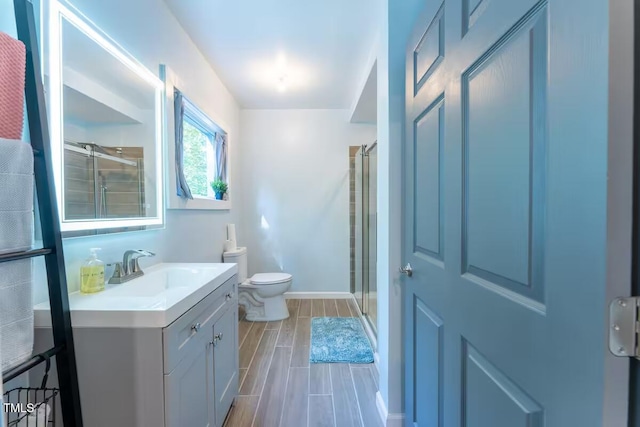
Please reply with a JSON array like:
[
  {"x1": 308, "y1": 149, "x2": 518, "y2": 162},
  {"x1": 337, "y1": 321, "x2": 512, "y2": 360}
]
[
  {"x1": 352, "y1": 143, "x2": 377, "y2": 336},
  {"x1": 63, "y1": 141, "x2": 145, "y2": 221}
]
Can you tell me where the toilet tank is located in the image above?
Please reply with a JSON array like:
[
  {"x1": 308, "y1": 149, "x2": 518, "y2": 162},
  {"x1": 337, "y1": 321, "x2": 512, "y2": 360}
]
[{"x1": 223, "y1": 247, "x2": 248, "y2": 283}]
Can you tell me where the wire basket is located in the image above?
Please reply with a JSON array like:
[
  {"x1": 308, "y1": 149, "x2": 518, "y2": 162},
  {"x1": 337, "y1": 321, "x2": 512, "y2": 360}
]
[
  {"x1": 3, "y1": 387, "x2": 58, "y2": 426},
  {"x1": 3, "y1": 353, "x2": 58, "y2": 426}
]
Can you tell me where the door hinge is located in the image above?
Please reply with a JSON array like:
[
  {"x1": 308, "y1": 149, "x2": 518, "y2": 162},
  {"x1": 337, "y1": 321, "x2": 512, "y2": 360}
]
[{"x1": 609, "y1": 297, "x2": 640, "y2": 358}]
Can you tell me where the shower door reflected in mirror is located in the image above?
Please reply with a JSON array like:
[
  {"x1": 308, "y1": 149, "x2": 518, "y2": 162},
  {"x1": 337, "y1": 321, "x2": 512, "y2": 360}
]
[
  {"x1": 352, "y1": 143, "x2": 377, "y2": 336},
  {"x1": 64, "y1": 143, "x2": 145, "y2": 220}
]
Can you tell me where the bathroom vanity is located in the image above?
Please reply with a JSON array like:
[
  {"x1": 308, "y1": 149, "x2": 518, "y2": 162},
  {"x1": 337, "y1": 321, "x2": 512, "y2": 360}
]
[{"x1": 34, "y1": 263, "x2": 239, "y2": 427}]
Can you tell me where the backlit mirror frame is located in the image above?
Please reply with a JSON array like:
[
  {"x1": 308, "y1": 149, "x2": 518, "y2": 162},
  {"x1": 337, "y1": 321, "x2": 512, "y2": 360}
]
[{"x1": 47, "y1": 0, "x2": 165, "y2": 233}]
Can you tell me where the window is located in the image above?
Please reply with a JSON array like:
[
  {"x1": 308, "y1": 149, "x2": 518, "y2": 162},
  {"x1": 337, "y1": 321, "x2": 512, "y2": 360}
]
[
  {"x1": 182, "y1": 117, "x2": 215, "y2": 198},
  {"x1": 180, "y1": 97, "x2": 227, "y2": 200}
]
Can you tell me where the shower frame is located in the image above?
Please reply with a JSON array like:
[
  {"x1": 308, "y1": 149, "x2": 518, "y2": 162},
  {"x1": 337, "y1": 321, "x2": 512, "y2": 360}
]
[{"x1": 353, "y1": 142, "x2": 377, "y2": 336}]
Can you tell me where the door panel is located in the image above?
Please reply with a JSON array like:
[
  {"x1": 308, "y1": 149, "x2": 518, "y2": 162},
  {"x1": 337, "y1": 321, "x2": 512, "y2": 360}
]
[
  {"x1": 164, "y1": 336, "x2": 213, "y2": 427},
  {"x1": 462, "y1": 3, "x2": 547, "y2": 303},
  {"x1": 412, "y1": 297, "x2": 443, "y2": 427},
  {"x1": 403, "y1": 0, "x2": 627, "y2": 425},
  {"x1": 462, "y1": 341, "x2": 543, "y2": 427},
  {"x1": 214, "y1": 305, "x2": 238, "y2": 426},
  {"x1": 414, "y1": 5, "x2": 444, "y2": 94},
  {"x1": 414, "y1": 95, "x2": 444, "y2": 260}
]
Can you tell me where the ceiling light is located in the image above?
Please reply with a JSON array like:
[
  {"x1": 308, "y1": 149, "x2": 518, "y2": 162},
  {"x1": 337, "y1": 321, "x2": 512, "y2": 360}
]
[{"x1": 277, "y1": 75, "x2": 287, "y2": 92}]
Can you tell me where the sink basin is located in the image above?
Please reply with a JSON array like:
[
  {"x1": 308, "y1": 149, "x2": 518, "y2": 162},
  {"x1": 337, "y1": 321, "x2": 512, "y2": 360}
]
[
  {"x1": 34, "y1": 263, "x2": 238, "y2": 328},
  {"x1": 106, "y1": 266, "x2": 223, "y2": 297}
]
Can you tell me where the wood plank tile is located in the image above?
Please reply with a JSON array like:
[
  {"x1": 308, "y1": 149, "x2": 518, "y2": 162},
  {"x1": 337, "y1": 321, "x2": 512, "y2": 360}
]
[
  {"x1": 238, "y1": 368, "x2": 248, "y2": 390},
  {"x1": 223, "y1": 395, "x2": 259, "y2": 427},
  {"x1": 336, "y1": 300, "x2": 351, "y2": 318},
  {"x1": 308, "y1": 395, "x2": 335, "y2": 427},
  {"x1": 238, "y1": 320, "x2": 253, "y2": 347},
  {"x1": 324, "y1": 299, "x2": 338, "y2": 317},
  {"x1": 240, "y1": 322, "x2": 267, "y2": 369},
  {"x1": 330, "y1": 364, "x2": 363, "y2": 427},
  {"x1": 351, "y1": 367, "x2": 383, "y2": 427},
  {"x1": 280, "y1": 367, "x2": 310, "y2": 427},
  {"x1": 370, "y1": 364, "x2": 379, "y2": 391},
  {"x1": 299, "y1": 300, "x2": 312, "y2": 317},
  {"x1": 312, "y1": 299, "x2": 324, "y2": 317},
  {"x1": 277, "y1": 309, "x2": 298, "y2": 347},
  {"x1": 265, "y1": 320, "x2": 282, "y2": 330},
  {"x1": 310, "y1": 364, "x2": 331, "y2": 394},
  {"x1": 287, "y1": 298, "x2": 301, "y2": 315},
  {"x1": 291, "y1": 317, "x2": 311, "y2": 367},
  {"x1": 240, "y1": 329, "x2": 278, "y2": 395},
  {"x1": 347, "y1": 299, "x2": 360, "y2": 318},
  {"x1": 253, "y1": 346, "x2": 292, "y2": 427}
]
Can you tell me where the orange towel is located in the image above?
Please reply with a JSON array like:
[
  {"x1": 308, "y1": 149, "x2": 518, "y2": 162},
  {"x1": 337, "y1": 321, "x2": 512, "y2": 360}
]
[{"x1": 0, "y1": 31, "x2": 26, "y2": 140}]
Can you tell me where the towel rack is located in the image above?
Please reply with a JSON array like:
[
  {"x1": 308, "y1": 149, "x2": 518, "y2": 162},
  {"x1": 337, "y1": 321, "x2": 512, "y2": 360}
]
[{"x1": 1, "y1": 0, "x2": 84, "y2": 426}]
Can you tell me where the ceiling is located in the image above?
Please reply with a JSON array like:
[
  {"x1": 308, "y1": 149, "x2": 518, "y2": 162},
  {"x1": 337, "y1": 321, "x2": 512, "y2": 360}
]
[{"x1": 164, "y1": 0, "x2": 378, "y2": 109}]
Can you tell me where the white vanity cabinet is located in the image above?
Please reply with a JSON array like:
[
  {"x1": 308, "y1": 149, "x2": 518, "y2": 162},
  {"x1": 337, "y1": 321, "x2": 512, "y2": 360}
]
[
  {"x1": 163, "y1": 278, "x2": 238, "y2": 427},
  {"x1": 35, "y1": 274, "x2": 239, "y2": 427}
]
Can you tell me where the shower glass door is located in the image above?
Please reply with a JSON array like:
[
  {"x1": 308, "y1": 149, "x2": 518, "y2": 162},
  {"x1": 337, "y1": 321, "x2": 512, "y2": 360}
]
[
  {"x1": 353, "y1": 143, "x2": 377, "y2": 335},
  {"x1": 366, "y1": 145, "x2": 377, "y2": 332},
  {"x1": 354, "y1": 146, "x2": 365, "y2": 312}
]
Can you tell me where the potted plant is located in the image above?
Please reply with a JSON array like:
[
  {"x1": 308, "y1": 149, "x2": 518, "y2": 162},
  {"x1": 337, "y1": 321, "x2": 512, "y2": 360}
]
[{"x1": 210, "y1": 179, "x2": 228, "y2": 200}]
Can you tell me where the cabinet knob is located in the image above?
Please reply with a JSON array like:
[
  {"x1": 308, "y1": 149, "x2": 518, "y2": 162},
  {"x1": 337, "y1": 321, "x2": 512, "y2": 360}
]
[
  {"x1": 226, "y1": 292, "x2": 234, "y2": 300},
  {"x1": 191, "y1": 322, "x2": 201, "y2": 333},
  {"x1": 211, "y1": 332, "x2": 223, "y2": 347}
]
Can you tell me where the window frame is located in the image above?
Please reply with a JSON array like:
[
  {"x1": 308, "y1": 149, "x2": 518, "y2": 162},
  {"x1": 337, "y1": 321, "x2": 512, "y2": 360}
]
[{"x1": 165, "y1": 73, "x2": 231, "y2": 211}]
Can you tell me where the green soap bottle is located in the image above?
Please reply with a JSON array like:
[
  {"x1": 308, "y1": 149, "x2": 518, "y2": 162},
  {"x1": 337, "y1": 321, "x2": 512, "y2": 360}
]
[{"x1": 80, "y1": 248, "x2": 105, "y2": 294}]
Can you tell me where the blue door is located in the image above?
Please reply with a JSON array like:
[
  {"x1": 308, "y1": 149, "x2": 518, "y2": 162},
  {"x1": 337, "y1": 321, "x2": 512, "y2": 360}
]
[{"x1": 403, "y1": 0, "x2": 630, "y2": 426}]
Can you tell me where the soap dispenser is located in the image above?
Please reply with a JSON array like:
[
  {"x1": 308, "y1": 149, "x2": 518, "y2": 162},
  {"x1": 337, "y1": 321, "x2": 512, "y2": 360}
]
[{"x1": 80, "y1": 248, "x2": 105, "y2": 294}]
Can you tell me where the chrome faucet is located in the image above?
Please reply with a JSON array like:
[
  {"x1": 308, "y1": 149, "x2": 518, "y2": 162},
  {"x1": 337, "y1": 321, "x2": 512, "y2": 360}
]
[{"x1": 108, "y1": 249, "x2": 155, "y2": 284}]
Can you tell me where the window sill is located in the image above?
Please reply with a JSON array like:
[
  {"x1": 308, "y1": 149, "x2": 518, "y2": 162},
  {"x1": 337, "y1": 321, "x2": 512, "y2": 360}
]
[{"x1": 167, "y1": 196, "x2": 231, "y2": 211}]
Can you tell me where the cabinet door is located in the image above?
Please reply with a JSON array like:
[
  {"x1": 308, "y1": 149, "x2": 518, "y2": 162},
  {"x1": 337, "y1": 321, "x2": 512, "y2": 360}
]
[
  {"x1": 213, "y1": 305, "x2": 238, "y2": 427},
  {"x1": 165, "y1": 335, "x2": 215, "y2": 427}
]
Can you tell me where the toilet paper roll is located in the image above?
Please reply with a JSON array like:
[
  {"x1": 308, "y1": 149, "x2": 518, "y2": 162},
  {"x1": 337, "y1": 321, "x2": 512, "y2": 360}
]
[
  {"x1": 224, "y1": 240, "x2": 237, "y2": 252},
  {"x1": 227, "y1": 224, "x2": 237, "y2": 242}
]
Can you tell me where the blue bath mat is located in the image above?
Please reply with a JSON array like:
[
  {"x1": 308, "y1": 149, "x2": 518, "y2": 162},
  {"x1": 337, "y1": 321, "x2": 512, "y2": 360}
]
[{"x1": 310, "y1": 317, "x2": 374, "y2": 364}]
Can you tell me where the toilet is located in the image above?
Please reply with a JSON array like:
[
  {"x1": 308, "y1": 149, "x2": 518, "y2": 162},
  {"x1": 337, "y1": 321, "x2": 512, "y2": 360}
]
[{"x1": 223, "y1": 247, "x2": 292, "y2": 322}]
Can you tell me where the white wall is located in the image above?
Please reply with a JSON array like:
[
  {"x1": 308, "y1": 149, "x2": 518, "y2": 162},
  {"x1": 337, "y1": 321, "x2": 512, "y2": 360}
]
[
  {"x1": 376, "y1": 0, "x2": 425, "y2": 422},
  {"x1": 1, "y1": 0, "x2": 242, "y2": 296},
  {"x1": 240, "y1": 109, "x2": 375, "y2": 292}
]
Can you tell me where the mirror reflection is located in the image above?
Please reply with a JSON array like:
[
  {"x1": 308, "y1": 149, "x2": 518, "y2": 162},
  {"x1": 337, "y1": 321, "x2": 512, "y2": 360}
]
[{"x1": 54, "y1": 9, "x2": 163, "y2": 232}]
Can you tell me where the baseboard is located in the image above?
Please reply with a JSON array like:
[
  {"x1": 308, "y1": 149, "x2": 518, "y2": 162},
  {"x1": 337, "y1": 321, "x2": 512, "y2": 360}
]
[
  {"x1": 360, "y1": 311, "x2": 378, "y2": 350},
  {"x1": 376, "y1": 392, "x2": 388, "y2": 426},
  {"x1": 387, "y1": 413, "x2": 405, "y2": 427},
  {"x1": 284, "y1": 291, "x2": 352, "y2": 299},
  {"x1": 376, "y1": 392, "x2": 405, "y2": 427}
]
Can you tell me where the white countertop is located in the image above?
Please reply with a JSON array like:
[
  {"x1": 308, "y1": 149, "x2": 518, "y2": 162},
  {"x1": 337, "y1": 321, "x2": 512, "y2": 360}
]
[{"x1": 34, "y1": 263, "x2": 238, "y2": 328}]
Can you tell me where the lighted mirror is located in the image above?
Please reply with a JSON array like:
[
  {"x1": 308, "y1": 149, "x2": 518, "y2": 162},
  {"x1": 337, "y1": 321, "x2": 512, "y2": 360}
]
[{"x1": 48, "y1": 1, "x2": 164, "y2": 235}]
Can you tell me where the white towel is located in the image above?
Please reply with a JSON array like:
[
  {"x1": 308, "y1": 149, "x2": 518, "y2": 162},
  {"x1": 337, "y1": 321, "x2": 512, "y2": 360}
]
[
  {"x1": 0, "y1": 139, "x2": 34, "y2": 372},
  {"x1": 0, "y1": 346, "x2": 4, "y2": 427},
  {"x1": 16, "y1": 403, "x2": 50, "y2": 427}
]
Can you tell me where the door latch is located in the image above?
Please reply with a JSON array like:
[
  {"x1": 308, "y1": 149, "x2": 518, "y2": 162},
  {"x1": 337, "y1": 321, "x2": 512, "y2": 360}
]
[
  {"x1": 609, "y1": 297, "x2": 640, "y2": 358},
  {"x1": 399, "y1": 263, "x2": 413, "y2": 278}
]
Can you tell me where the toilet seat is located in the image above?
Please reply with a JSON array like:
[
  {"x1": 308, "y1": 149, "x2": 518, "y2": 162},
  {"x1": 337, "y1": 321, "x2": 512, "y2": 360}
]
[{"x1": 249, "y1": 272, "x2": 292, "y2": 285}]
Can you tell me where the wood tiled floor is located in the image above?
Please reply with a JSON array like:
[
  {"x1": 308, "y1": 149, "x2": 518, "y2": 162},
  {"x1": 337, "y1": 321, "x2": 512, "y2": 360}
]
[{"x1": 224, "y1": 299, "x2": 382, "y2": 427}]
